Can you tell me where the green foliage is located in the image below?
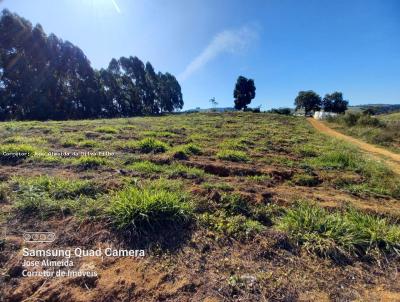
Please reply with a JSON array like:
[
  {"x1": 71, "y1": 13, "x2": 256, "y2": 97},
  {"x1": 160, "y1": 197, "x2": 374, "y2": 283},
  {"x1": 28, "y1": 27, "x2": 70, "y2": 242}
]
[
  {"x1": 278, "y1": 202, "x2": 400, "y2": 259},
  {"x1": 0, "y1": 10, "x2": 183, "y2": 121},
  {"x1": 217, "y1": 150, "x2": 249, "y2": 162},
  {"x1": 294, "y1": 90, "x2": 321, "y2": 115},
  {"x1": 233, "y1": 76, "x2": 256, "y2": 110},
  {"x1": 108, "y1": 186, "x2": 193, "y2": 233},
  {"x1": 138, "y1": 138, "x2": 168, "y2": 153}
]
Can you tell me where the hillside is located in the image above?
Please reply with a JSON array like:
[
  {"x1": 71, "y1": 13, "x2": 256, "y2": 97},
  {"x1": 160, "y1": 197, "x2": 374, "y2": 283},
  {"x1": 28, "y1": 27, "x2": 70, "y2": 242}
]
[{"x1": 1, "y1": 113, "x2": 400, "y2": 301}]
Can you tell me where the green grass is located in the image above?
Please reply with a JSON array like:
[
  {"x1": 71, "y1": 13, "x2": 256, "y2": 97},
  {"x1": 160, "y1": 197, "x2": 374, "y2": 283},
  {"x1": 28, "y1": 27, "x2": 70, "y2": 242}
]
[
  {"x1": 74, "y1": 156, "x2": 108, "y2": 169},
  {"x1": 170, "y1": 143, "x2": 202, "y2": 159},
  {"x1": 95, "y1": 126, "x2": 119, "y2": 134},
  {"x1": 14, "y1": 176, "x2": 106, "y2": 199},
  {"x1": 200, "y1": 213, "x2": 264, "y2": 240},
  {"x1": 291, "y1": 173, "x2": 320, "y2": 187},
  {"x1": 278, "y1": 202, "x2": 400, "y2": 260},
  {"x1": 10, "y1": 176, "x2": 110, "y2": 218},
  {"x1": 108, "y1": 186, "x2": 193, "y2": 233},
  {"x1": 138, "y1": 138, "x2": 169, "y2": 153},
  {"x1": 0, "y1": 144, "x2": 37, "y2": 163},
  {"x1": 128, "y1": 161, "x2": 166, "y2": 174},
  {"x1": 217, "y1": 150, "x2": 249, "y2": 162}
]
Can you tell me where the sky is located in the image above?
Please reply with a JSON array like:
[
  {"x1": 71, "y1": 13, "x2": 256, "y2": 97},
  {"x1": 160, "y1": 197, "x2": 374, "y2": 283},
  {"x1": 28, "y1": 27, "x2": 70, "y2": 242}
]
[{"x1": 1, "y1": 0, "x2": 399, "y2": 109}]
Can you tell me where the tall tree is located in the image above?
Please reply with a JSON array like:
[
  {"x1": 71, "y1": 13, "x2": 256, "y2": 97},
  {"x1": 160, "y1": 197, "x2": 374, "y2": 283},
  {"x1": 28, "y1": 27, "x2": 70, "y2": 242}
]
[
  {"x1": 0, "y1": 10, "x2": 184, "y2": 120},
  {"x1": 294, "y1": 90, "x2": 322, "y2": 115},
  {"x1": 323, "y1": 92, "x2": 348, "y2": 113},
  {"x1": 233, "y1": 76, "x2": 256, "y2": 110}
]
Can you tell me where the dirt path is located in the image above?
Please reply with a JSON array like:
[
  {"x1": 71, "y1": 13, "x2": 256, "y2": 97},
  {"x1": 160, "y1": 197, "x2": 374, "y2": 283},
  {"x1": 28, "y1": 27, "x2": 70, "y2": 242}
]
[{"x1": 308, "y1": 118, "x2": 400, "y2": 175}]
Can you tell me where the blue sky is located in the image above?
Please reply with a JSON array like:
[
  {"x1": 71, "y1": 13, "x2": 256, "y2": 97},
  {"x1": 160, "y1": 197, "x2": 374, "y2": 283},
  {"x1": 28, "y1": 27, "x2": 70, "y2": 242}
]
[{"x1": 1, "y1": 0, "x2": 399, "y2": 109}]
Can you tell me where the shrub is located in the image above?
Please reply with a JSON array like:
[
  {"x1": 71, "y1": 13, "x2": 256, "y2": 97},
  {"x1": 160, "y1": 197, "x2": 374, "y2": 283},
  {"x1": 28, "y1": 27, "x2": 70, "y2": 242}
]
[
  {"x1": 342, "y1": 112, "x2": 361, "y2": 127},
  {"x1": 217, "y1": 150, "x2": 249, "y2": 162},
  {"x1": 138, "y1": 138, "x2": 168, "y2": 153},
  {"x1": 278, "y1": 202, "x2": 400, "y2": 259},
  {"x1": 357, "y1": 115, "x2": 384, "y2": 127},
  {"x1": 108, "y1": 187, "x2": 193, "y2": 233}
]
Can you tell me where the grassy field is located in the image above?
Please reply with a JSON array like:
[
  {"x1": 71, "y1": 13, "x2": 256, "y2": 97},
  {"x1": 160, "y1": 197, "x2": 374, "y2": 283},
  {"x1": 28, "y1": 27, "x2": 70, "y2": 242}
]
[
  {"x1": 1, "y1": 112, "x2": 400, "y2": 301},
  {"x1": 326, "y1": 112, "x2": 400, "y2": 153}
]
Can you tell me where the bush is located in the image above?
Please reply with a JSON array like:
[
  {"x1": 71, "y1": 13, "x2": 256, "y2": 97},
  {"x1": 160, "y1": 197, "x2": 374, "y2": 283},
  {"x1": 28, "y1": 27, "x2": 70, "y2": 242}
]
[
  {"x1": 357, "y1": 115, "x2": 384, "y2": 127},
  {"x1": 278, "y1": 202, "x2": 400, "y2": 259},
  {"x1": 108, "y1": 187, "x2": 193, "y2": 233},
  {"x1": 138, "y1": 138, "x2": 168, "y2": 153},
  {"x1": 217, "y1": 150, "x2": 249, "y2": 162},
  {"x1": 342, "y1": 112, "x2": 361, "y2": 127}
]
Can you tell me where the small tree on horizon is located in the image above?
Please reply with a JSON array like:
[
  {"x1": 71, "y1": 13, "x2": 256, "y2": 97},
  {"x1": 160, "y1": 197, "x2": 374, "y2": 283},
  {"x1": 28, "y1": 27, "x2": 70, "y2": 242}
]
[
  {"x1": 209, "y1": 97, "x2": 218, "y2": 108},
  {"x1": 233, "y1": 76, "x2": 256, "y2": 110},
  {"x1": 294, "y1": 90, "x2": 322, "y2": 115}
]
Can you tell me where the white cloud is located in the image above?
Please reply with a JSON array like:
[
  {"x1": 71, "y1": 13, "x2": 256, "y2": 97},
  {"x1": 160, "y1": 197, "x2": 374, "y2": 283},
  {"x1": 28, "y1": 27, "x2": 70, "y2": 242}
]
[{"x1": 178, "y1": 25, "x2": 258, "y2": 81}]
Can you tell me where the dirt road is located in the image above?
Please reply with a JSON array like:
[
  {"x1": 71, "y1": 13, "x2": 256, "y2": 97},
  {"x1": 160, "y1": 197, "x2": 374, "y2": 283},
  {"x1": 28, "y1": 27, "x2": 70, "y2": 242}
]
[{"x1": 308, "y1": 118, "x2": 400, "y2": 175}]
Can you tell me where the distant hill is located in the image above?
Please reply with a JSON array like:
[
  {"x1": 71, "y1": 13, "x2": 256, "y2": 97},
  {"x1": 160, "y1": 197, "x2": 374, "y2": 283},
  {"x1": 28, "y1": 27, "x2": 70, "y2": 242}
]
[{"x1": 348, "y1": 104, "x2": 400, "y2": 115}]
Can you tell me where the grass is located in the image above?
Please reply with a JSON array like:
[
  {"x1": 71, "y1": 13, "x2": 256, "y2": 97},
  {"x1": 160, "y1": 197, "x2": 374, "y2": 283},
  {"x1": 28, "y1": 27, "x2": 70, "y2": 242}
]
[
  {"x1": 278, "y1": 202, "x2": 400, "y2": 260},
  {"x1": 217, "y1": 149, "x2": 249, "y2": 162},
  {"x1": 138, "y1": 138, "x2": 169, "y2": 153},
  {"x1": 170, "y1": 143, "x2": 202, "y2": 159},
  {"x1": 0, "y1": 144, "x2": 37, "y2": 163},
  {"x1": 74, "y1": 156, "x2": 108, "y2": 169},
  {"x1": 108, "y1": 186, "x2": 193, "y2": 233},
  {"x1": 95, "y1": 126, "x2": 119, "y2": 134},
  {"x1": 200, "y1": 213, "x2": 264, "y2": 240}
]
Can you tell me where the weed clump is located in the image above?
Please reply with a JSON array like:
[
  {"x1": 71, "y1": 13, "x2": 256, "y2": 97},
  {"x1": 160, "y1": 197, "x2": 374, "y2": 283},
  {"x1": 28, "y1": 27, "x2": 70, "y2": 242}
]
[
  {"x1": 170, "y1": 143, "x2": 202, "y2": 159},
  {"x1": 278, "y1": 202, "x2": 400, "y2": 260},
  {"x1": 108, "y1": 187, "x2": 193, "y2": 233},
  {"x1": 138, "y1": 138, "x2": 168, "y2": 153}
]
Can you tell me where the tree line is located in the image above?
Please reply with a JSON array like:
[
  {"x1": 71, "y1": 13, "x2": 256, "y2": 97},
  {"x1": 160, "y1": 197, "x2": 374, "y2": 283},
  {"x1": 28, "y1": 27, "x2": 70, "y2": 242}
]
[{"x1": 0, "y1": 10, "x2": 183, "y2": 121}]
